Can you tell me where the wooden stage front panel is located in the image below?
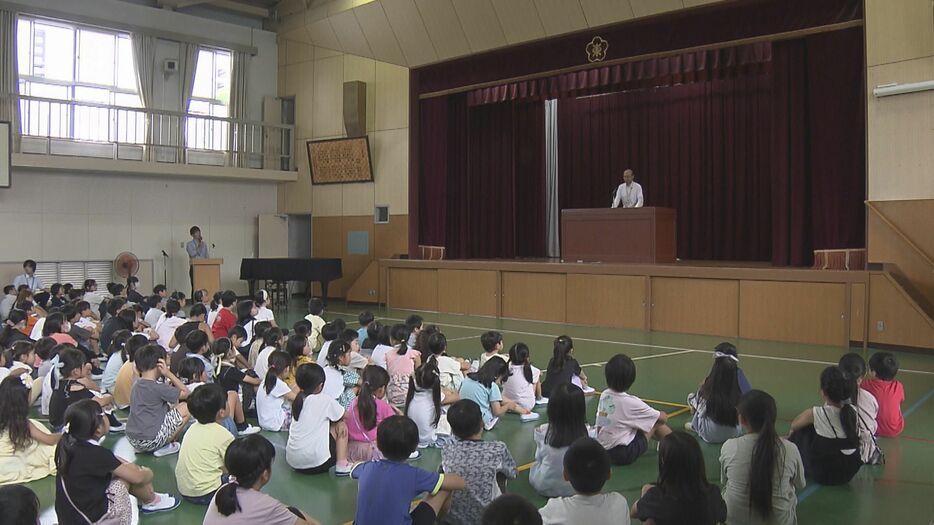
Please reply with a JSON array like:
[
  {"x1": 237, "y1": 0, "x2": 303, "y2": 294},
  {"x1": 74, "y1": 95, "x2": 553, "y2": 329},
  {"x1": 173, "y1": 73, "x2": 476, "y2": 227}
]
[{"x1": 382, "y1": 259, "x2": 873, "y2": 348}]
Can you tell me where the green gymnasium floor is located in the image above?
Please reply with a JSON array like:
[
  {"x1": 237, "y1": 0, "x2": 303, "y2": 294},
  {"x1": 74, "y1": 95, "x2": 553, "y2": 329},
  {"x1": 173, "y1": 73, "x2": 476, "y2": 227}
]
[{"x1": 26, "y1": 300, "x2": 934, "y2": 525}]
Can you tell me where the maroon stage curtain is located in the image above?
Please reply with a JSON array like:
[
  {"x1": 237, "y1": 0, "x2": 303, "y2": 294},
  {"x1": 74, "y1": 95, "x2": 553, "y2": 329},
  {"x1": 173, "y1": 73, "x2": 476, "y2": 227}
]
[{"x1": 419, "y1": 97, "x2": 546, "y2": 259}]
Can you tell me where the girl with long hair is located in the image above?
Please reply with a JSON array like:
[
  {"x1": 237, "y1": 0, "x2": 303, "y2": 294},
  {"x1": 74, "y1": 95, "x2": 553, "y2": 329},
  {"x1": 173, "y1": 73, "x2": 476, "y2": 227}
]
[
  {"x1": 255, "y1": 351, "x2": 298, "y2": 432},
  {"x1": 459, "y1": 357, "x2": 531, "y2": 431},
  {"x1": 541, "y1": 335, "x2": 588, "y2": 398},
  {"x1": 529, "y1": 382, "x2": 589, "y2": 497},
  {"x1": 385, "y1": 331, "x2": 422, "y2": 405},
  {"x1": 0, "y1": 376, "x2": 60, "y2": 485},
  {"x1": 321, "y1": 340, "x2": 362, "y2": 408},
  {"x1": 285, "y1": 363, "x2": 352, "y2": 476},
  {"x1": 346, "y1": 366, "x2": 400, "y2": 462},
  {"x1": 405, "y1": 355, "x2": 460, "y2": 448},
  {"x1": 502, "y1": 342, "x2": 544, "y2": 411},
  {"x1": 721, "y1": 390, "x2": 805, "y2": 525},
  {"x1": 686, "y1": 354, "x2": 743, "y2": 443}
]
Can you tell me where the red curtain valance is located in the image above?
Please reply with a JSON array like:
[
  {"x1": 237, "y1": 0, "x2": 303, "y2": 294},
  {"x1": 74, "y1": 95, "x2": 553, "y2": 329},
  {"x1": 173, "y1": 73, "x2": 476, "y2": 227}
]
[{"x1": 467, "y1": 42, "x2": 773, "y2": 106}]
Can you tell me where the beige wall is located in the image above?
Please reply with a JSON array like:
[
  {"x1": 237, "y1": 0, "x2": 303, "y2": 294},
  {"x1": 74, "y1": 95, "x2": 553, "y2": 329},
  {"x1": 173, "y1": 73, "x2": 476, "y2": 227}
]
[
  {"x1": 0, "y1": 169, "x2": 277, "y2": 295},
  {"x1": 865, "y1": 0, "x2": 934, "y2": 201},
  {"x1": 276, "y1": 38, "x2": 409, "y2": 218}
]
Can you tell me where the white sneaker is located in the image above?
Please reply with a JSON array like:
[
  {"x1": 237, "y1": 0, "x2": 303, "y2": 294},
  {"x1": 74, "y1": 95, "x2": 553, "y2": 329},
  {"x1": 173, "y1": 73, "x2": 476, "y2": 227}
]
[
  {"x1": 108, "y1": 421, "x2": 126, "y2": 433},
  {"x1": 153, "y1": 442, "x2": 180, "y2": 458},
  {"x1": 335, "y1": 462, "x2": 353, "y2": 477},
  {"x1": 484, "y1": 417, "x2": 499, "y2": 431},
  {"x1": 535, "y1": 398, "x2": 549, "y2": 406},
  {"x1": 238, "y1": 424, "x2": 261, "y2": 436},
  {"x1": 520, "y1": 412, "x2": 540, "y2": 422},
  {"x1": 684, "y1": 422, "x2": 694, "y2": 432},
  {"x1": 408, "y1": 450, "x2": 421, "y2": 460},
  {"x1": 140, "y1": 493, "x2": 180, "y2": 514}
]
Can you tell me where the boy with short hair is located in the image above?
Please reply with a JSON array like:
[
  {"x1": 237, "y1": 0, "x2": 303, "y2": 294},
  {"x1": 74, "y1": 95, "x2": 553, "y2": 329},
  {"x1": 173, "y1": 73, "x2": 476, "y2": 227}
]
[
  {"x1": 405, "y1": 314, "x2": 424, "y2": 349},
  {"x1": 538, "y1": 437, "x2": 630, "y2": 525},
  {"x1": 175, "y1": 384, "x2": 234, "y2": 504},
  {"x1": 126, "y1": 344, "x2": 191, "y2": 456},
  {"x1": 357, "y1": 311, "x2": 374, "y2": 347},
  {"x1": 316, "y1": 322, "x2": 341, "y2": 362},
  {"x1": 441, "y1": 400, "x2": 517, "y2": 525},
  {"x1": 352, "y1": 415, "x2": 466, "y2": 525},
  {"x1": 210, "y1": 290, "x2": 238, "y2": 340},
  {"x1": 862, "y1": 352, "x2": 905, "y2": 437},
  {"x1": 479, "y1": 331, "x2": 506, "y2": 367},
  {"x1": 596, "y1": 353, "x2": 672, "y2": 465},
  {"x1": 304, "y1": 297, "x2": 326, "y2": 349}
]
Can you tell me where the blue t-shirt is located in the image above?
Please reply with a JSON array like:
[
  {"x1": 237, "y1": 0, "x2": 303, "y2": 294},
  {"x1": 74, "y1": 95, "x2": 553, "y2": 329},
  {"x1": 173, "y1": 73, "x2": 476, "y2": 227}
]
[
  {"x1": 357, "y1": 326, "x2": 368, "y2": 346},
  {"x1": 352, "y1": 460, "x2": 444, "y2": 525},
  {"x1": 458, "y1": 378, "x2": 502, "y2": 424}
]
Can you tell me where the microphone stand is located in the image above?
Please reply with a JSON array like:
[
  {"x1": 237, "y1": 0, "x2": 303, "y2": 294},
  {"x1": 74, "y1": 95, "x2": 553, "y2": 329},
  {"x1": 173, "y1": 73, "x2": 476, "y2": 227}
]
[{"x1": 161, "y1": 250, "x2": 169, "y2": 287}]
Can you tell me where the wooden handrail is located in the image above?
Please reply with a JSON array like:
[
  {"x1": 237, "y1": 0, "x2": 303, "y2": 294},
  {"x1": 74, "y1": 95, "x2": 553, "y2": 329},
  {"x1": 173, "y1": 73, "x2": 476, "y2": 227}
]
[{"x1": 866, "y1": 201, "x2": 934, "y2": 270}]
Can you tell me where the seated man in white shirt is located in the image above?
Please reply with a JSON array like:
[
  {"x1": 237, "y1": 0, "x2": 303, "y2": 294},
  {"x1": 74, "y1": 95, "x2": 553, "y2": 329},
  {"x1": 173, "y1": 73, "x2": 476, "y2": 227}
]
[
  {"x1": 12, "y1": 259, "x2": 44, "y2": 291},
  {"x1": 611, "y1": 169, "x2": 644, "y2": 209}
]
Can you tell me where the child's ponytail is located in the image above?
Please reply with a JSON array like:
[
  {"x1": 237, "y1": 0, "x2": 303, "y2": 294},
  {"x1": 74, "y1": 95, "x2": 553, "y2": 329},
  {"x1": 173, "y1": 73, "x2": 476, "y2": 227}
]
[
  {"x1": 55, "y1": 399, "x2": 103, "y2": 475},
  {"x1": 737, "y1": 390, "x2": 780, "y2": 519},
  {"x1": 216, "y1": 435, "x2": 276, "y2": 516},
  {"x1": 820, "y1": 366, "x2": 859, "y2": 444},
  {"x1": 509, "y1": 343, "x2": 533, "y2": 384},
  {"x1": 358, "y1": 366, "x2": 389, "y2": 431},
  {"x1": 264, "y1": 351, "x2": 291, "y2": 395},
  {"x1": 292, "y1": 363, "x2": 325, "y2": 421},
  {"x1": 406, "y1": 356, "x2": 442, "y2": 426}
]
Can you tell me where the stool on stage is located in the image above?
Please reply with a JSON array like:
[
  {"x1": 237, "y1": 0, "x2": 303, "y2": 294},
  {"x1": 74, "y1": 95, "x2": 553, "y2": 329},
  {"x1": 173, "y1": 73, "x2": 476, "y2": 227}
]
[
  {"x1": 812, "y1": 248, "x2": 866, "y2": 270},
  {"x1": 418, "y1": 245, "x2": 446, "y2": 260}
]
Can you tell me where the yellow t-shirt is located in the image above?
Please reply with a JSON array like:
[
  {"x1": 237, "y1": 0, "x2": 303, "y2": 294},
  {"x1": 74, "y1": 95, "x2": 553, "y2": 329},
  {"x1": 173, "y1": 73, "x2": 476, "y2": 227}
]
[
  {"x1": 284, "y1": 355, "x2": 315, "y2": 387},
  {"x1": 175, "y1": 422, "x2": 234, "y2": 497},
  {"x1": 112, "y1": 361, "x2": 138, "y2": 409}
]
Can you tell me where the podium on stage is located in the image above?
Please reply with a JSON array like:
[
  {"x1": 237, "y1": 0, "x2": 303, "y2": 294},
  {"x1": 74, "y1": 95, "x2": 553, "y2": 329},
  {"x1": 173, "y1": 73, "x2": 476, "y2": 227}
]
[
  {"x1": 191, "y1": 258, "x2": 223, "y2": 297},
  {"x1": 561, "y1": 208, "x2": 676, "y2": 263}
]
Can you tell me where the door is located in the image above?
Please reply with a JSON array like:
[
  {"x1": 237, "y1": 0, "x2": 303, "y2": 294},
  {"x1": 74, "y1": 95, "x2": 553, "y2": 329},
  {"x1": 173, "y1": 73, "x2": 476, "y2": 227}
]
[{"x1": 258, "y1": 214, "x2": 288, "y2": 258}]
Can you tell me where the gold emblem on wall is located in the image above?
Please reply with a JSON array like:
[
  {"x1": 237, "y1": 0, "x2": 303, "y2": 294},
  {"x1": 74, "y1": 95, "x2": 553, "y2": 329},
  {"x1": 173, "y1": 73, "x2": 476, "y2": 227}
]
[{"x1": 586, "y1": 36, "x2": 609, "y2": 63}]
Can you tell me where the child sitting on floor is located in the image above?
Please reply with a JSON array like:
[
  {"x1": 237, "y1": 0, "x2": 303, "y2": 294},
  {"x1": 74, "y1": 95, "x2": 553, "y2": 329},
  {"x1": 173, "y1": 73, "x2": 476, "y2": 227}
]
[
  {"x1": 442, "y1": 400, "x2": 518, "y2": 525},
  {"x1": 541, "y1": 336, "x2": 588, "y2": 399},
  {"x1": 352, "y1": 416, "x2": 466, "y2": 525},
  {"x1": 530, "y1": 383, "x2": 590, "y2": 498},
  {"x1": 304, "y1": 297, "x2": 326, "y2": 350},
  {"x1": 685, "y1": 351, "x2": 743, "y2": 444},
  {"x1": 539, "y1": 437, "x2": 630, "y2": 525},
  {"x1": 839, "y1": 353, "x2": 882, "y2": 464},
  {"x1": 502, "y1": 342, "x2": 544, "y2": 411},
  {"x1": 111, "y1": 334, "x2": 148, "y2": 409},
  {"x1": 460, "y1": 358, "x2": 534, "y2": 431},
  {"x1": 405, "y1": 356, "x2": 460, "y2": 449},
  {"x1": 285, "y1": 363, "x2": 352, "y2": 476},
  {"x1": 176, "y1": 384, "x2": 234, "y2": 504},
  {"x1": 427, "y1": 332, "x2": 470, "y2": 392},
  {"x1": 595, "y1": 354, "x2": 671, "y2": 465},
  {"x1": 385, "y1": 332, "x2": 422, "y2": 405},
  {"x1": 861, "y1": 351, "x2": 905, "y2": 437},
  {"x1": 479, "y1": 331, "x2": 507, "y2": 368},
  {"x1": 283, "y1": 334, "x2": 314, "y2": 387},
  {"x1": 126, "y1": 344, "x2": 191, "y2": 456},
  {"x1": 346, "y1": 366, "x2": 400, "y2": 462},
  {"x1": 256, "y1": 351, "x2": 298, "y2": 432},
  {"x1": 0, "y1": 377, "x2": 60, "y2": 486},
  {"x1": 322, "y1": 340, "x2": 362, "y2": 408},
  {"x1": 48, "y1": 347, "x2": 124, "y2": 433},
  {"x1": 357, "y1": 311, "x2": 374, "y2": 347},
  {"x1": 214, "y1": 337, "x2": 261, "y2": 436}
]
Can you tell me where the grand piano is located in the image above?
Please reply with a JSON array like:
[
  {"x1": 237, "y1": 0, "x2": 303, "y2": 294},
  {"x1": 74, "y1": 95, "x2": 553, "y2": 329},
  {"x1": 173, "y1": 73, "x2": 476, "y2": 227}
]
[{"x1": 239, "y1": 258, "x2": 342, "y2": 303}]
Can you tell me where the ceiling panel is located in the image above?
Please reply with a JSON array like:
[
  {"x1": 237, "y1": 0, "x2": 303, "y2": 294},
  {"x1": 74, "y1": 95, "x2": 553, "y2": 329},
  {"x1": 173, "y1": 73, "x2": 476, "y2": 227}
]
[
  {"x1": 354, "y1": 2, "x2": 407, "y2": 65},
  {"x1": 451, "y1": 0, "x2": 507, "y2": 53},
  {"x1": 490, "y1": 0, "x2": 545, "y2": 45},
  {"x1": 578, "y1": 0, "x2": 634, "y2": 28},
  {"x1": 381, "y1": 0, "x2": 438, "y2": 65},
  {"x1": 414, "y1": 0, "x2": 472, "y2": 60},
  {"x1": 533, "y1": 0, "x2": 588, "y2": 36},
  {"x1": 629, "y1": 0, "x2": 684, "y2": 18},
  {"x1": 329, "y1": 8, "x2": 375, "y2": 57}
]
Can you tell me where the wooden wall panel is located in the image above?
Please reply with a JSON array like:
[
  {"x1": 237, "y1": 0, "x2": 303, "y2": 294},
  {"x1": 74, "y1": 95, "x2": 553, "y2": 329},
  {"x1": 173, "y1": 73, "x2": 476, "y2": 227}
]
[
  {"x1": 868, "y1": 200, "x2": 934, "y2": 303},
  {"x1": 739, "y1": 281, "x2": 847, "y2": 346},
  {"x1": 868, "y1": 273, "x2": 934, "y2": 349},
  {"x1": 438, "y1": 269, "x2": 498, "y2": 316},
  {"x1": 502, "y1": 272, "x2": 566, "y2": 322},
  {"x1": 850, "y1": 283, "x2": 866, "y2": 343},
  {"x1": 651, "y1": 278, "x2": 738, "y2": 337},
  {"x1": 387, "y1": 268, "x2": 438, "y2": 311},
  {"x1": 566, "y1": 274, "x2": 645, "y2": 329},
  {"x1": 375, "y1": 215, "x2": 408, "y2": 259}
]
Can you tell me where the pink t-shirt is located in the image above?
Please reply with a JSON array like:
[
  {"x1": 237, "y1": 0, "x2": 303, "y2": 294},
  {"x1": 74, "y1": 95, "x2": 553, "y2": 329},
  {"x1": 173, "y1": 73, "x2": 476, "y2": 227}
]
[
  {"x1": 346, "y1": 396, "x2": 395, "y2": 443},
  {"x1": 51, "y1": 333, "x2": 78, "y2": 346},
  {"x1": 595, "y1": 390, "x2": 660, "y2": 448},
  {"x1": 861, "y1": 378, "x2": 904, "y2": 437},
  {"x1": 386, "y1": 349, "x2": 420, "y2": 377}
]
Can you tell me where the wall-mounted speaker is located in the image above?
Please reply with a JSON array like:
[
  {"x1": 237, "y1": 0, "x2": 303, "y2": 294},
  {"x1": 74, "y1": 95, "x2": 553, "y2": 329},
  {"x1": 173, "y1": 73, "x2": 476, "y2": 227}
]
[{"x1": 343, "y1": 81, "x2": 367, "y2": 138}]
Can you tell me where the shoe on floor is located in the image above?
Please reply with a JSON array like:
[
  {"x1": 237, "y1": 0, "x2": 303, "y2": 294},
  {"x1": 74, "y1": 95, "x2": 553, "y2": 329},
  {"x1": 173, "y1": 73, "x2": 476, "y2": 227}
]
[
  {"x1": 408, "y1": 450, "x2": 421, "y2": 460},
  {"x1": 140, "y1": 493, "x2": 181, "y2": 514},
  {"x1": 484, "y1": 417, "x2": 499, "y2": 431},
  {"x1": 535, "y1": 398, "x2": 549, "y2": 406},
  {"x1": 335, "y1": 462, "x2": 353, "y2": 477},
  {"x1": 520, "y1": 412, "x2": 541, "y2": 422},
  {"x1": 153, "y1": 442, "x2": 180, "y2": 458},
  {"x1": 684, "y1": 422, "x2": 694, "y2": 432},
  {"x1": 238, "y1": 424, "x2": 261, "y2": 436},
  {"x1": 108, "y1": 421, "x2": 126, "y2": 433}
]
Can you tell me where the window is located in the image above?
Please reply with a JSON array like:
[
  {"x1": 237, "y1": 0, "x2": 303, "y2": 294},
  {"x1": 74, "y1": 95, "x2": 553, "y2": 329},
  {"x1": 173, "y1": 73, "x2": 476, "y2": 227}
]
[
  {"x1": 187, "y1": 47, "x2": 231, "y2": 151},
  {"x1": 16, "y1": 16, "x2": 144, "y2": 144},
  {"x1": 35, "y1": 261, "x2": 113, "y2": 288}
]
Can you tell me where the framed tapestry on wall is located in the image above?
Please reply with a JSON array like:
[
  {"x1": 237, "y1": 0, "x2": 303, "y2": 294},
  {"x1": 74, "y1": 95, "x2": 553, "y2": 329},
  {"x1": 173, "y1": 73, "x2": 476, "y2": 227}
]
[{"x1": 307, "y1": 136, "x2": 374, "y2": 185}]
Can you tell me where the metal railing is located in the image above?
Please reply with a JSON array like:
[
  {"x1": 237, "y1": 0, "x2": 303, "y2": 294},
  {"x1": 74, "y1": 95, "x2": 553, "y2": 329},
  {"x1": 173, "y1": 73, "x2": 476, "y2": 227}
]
[{"x1": 1, "y1": 93, "x2": 294, "y2": 171}]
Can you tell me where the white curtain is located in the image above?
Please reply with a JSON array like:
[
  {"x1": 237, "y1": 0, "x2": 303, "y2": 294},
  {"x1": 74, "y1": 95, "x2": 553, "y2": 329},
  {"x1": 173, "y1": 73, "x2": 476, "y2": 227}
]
[
  {"x1": 229, "y1": 50, "x2": 248, "y2": 167},
  {"x1": 131, "y1": 33, "x2": 157, "y2": 155},
  {"x1": 177, "y1": 43, "x2": 199, "y2": 162},
  {"x1": 0, "y1": 9, "x2": 20, "y2": 151},
  {"x1": 545, "y1": 98, "x2": 560, "y2": 258}
]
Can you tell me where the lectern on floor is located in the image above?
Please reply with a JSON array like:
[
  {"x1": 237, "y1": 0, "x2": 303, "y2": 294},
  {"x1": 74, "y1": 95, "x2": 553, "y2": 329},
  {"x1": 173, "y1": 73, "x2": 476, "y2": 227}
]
[
  {"x1": 191, "y1": 258, "x2": 223, "y2": 297},
  {"x1": 561, "y1": 208, "x2": 677, "y2": 263}
]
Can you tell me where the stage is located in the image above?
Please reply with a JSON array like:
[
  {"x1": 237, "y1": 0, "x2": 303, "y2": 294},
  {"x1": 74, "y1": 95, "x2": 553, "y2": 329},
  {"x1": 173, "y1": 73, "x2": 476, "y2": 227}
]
[{"x1": 379, "y1": 257, "x2": 881, "y2": 349}]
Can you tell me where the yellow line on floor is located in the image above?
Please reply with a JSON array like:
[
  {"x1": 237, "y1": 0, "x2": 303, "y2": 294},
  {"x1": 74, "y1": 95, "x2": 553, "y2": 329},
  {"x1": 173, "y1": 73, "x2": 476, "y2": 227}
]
[{"x1": 666, "y1": 407, "x2": 691, "y2": 418}]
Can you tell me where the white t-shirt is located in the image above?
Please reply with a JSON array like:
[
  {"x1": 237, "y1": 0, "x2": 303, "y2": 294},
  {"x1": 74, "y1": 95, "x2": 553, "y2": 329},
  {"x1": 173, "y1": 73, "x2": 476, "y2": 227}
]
[
  {"x1": 12, "y1": 273, "x2": 44, "y2": 291},
  {"x1": 30, "y1": 317, "x2": 46, "y2": 340},
  {"x1": 255, "y1": 306, "x2": 275, "y2": 324},
  {"x1": 720, "y1": 433, "x2": 805, "y2": 525},
  {"x1": 144, "y1": 308, "x2": 164, "y2": 328},
  {"x1": 155, "y1": 316, "x2": 186, "y2": 350},
  {"x1": 207, "y1": 308, "x2": 219, "y2": 328},
  {"x1": 436, "y1": 355, "x2": 464, "y2": 392},
  {"x1": 407, "y1": 388, "x2": 449, "y2": 445},
  {"x1": 316, "y1": 340, "x2": 333, "y2": 364},
  {"x1": 539, "y1": 493, "x2": 631, "y2": 525},
  {"x1": 503, "y1": 364, "x2": 541, "y2": 410},
  {"x1": 479, "y1": 352, "x2": 508, "y2": 368},
  {"x1": 595, "y1": 390, "x2": 660, "y2": 449},
  {"x1": 256, "y1": 378, "x2": 292, "y2": 431},
  {"x1": 322, "y1": 365, "x2": 346, "y2": 399},
  {"x1": 286, "y1": 393, "x2": 344, "y2": 469},
  {"x1": 253, "y1": 346, "x2": 277, "y2": 380},
  {"x1": 855, "y1": 389, "x2": 880, "y2": 463},
  {"x1": 370, "y1": 344, "x2": 393, "y2": 369}
]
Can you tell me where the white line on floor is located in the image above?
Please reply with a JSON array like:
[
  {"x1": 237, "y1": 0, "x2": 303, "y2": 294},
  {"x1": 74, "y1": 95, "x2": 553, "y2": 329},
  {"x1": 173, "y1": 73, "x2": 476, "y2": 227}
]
[
  {"x1": 580, "y1": 349, "x2": 694, "y2": 367},
  {"x1": 446, "y1": 335, "x2": 478, "y2": 342},
  {"x1": 328, "y1": 311, "x2": 934, "y2": 376}
]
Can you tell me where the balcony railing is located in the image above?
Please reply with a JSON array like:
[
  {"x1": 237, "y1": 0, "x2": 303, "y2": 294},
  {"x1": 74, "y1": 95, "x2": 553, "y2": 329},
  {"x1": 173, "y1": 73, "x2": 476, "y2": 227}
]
[{"x1": 2, "y1": 93, "x2": 294, "y2": 171}]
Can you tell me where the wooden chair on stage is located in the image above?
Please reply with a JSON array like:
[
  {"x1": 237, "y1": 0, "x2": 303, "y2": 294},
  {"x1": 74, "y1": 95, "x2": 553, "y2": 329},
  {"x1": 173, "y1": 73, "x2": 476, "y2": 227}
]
[{"x1": 418, "y1": 245, "x2": 446, "y2": 260}]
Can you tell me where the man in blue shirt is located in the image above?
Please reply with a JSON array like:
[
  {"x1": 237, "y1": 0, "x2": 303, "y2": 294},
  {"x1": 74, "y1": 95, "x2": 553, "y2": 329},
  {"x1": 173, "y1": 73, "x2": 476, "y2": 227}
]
[
  {"x1": 186, "y1": 226, "x2": 209, "y2": 295},
  {"x1": 12, "y1": 259, "x2": 44, "y2": 292}
]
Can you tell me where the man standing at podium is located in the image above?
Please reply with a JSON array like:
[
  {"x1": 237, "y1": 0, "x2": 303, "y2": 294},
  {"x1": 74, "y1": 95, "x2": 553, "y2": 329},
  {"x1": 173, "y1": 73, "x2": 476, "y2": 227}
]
[
  {"x1": 186, "y1": 225, "x2": 209, "y2": 295},
  {"x1": 611, "y1": 169, "x2": 644, "y2": 209}
]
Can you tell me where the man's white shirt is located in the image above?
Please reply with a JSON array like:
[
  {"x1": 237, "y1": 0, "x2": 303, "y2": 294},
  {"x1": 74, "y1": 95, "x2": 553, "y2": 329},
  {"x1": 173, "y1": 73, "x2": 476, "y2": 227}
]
[
  {"x1": 612, "y1": 182, "x2": 644, "y2": 208},
  {"x1": 12, "y1": 273, "x2": 44, "y2": 291}
]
